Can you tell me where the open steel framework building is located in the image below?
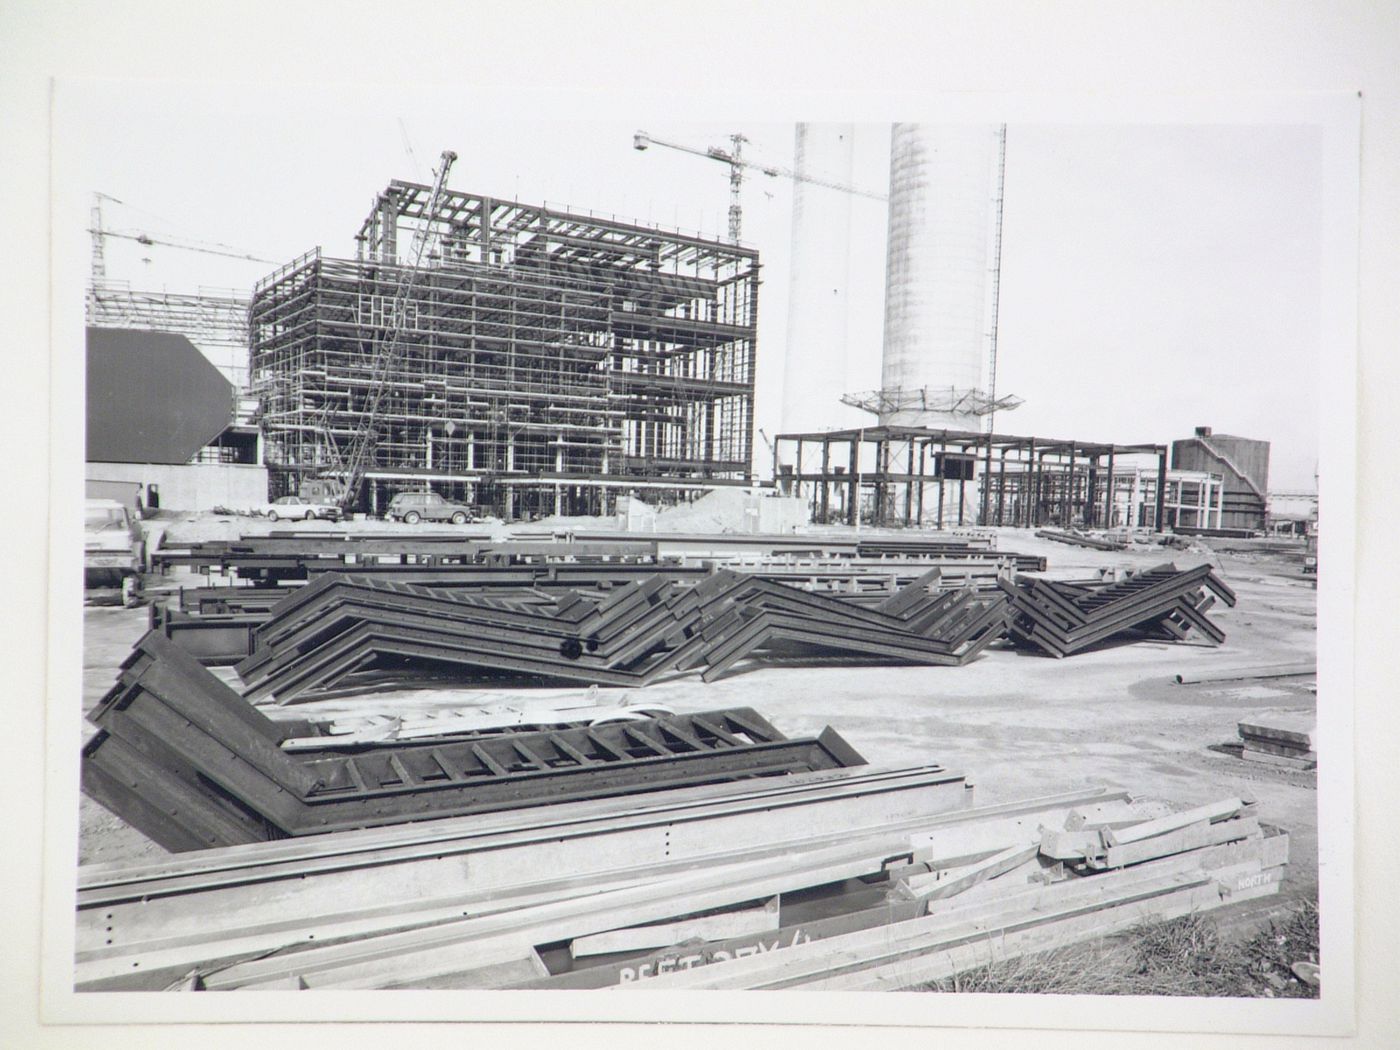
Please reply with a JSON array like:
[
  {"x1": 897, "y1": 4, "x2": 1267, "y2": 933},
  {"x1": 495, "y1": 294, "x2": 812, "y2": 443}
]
[
  {"x1": 773, "y1": 425, "x2": 1224, "y2": 532},
  {"x1": 251, "y1": 180, "x2": 759, "y2": 517}
]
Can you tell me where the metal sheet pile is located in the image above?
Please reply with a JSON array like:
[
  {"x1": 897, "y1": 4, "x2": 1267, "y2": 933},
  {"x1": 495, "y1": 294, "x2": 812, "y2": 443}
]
[
  {"x1": 81, "y1": 631, "x2": 869, "y2": 852},
  {"x1": 1000, "y1": 563, "x2": 1236, "y2": 657},
  {"x1": 230, "y1": 568, "x2": 1010, "y2": 703}
]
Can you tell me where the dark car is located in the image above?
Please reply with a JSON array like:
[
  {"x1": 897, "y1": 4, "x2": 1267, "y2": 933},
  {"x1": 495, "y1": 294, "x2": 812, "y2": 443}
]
[{"x1": 386, "y1": 491, "x2": 474, "y2": 525}]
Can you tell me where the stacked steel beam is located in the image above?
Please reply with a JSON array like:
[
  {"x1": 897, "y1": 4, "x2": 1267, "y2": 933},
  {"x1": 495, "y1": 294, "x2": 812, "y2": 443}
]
[
  {"x1": 233, "y1": 569, "x2": 1009, "y2": 702},
  {"x1": 1001, "y1": 563, "x2": 1235, "y2": 658},
  {"x1": 81, "y1": 632, "x2": 869, "y2": 852},
  {"x1": 236, "y1": 574, "x2": 707, "y2": 702},
  {"x1": 676, "y1": 569, "x2": 1009, "y2": 682}
]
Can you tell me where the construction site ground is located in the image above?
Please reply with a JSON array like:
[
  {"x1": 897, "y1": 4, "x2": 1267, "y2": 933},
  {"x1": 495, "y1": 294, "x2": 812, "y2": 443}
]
[{"x1": 77, "y1": 524, "x2": 1321, "y2": 938}]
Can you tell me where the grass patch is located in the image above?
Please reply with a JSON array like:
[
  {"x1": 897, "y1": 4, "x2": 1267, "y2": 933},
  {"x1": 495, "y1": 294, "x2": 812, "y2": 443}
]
[{"x1": 923, "y1": 900, "x2": 1320, "y2": 998}]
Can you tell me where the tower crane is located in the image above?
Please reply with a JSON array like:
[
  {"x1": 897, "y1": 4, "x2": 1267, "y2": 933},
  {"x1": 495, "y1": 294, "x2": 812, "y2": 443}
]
[
  {"x1": 94, "y1": 229, "x2": 275, "y2": 264},
  {"x1": 328, "y1": 148, "x2": 459, "y2": 510},
  {"x1": 88, "y1": 192, "x2": 275, "y2": 274},
  {"x1": 633, "y1": 129, "x2": 887, "y2": 244}
]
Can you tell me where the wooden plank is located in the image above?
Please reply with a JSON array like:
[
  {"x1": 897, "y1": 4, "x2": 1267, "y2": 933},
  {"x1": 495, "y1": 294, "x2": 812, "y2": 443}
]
[
  {"x1": 1237, "y1": 714, "x2": 1316, "y2": 749},
  {"x1": 406, "y1": 949, "x2": 550, "y2": 991},
  {"x1": 1239, "y1": 736, "x2": 1316, "y2": 760},
  {"x1": 908, "y1": 798, "x2": 1135, "y2": 866},
  {"x1": 1241, "y1": 749, "x2": 1317, "y2": 770},
  {"x1": 79, "y1": 769, "x2": 974, "y2": 989},
  {"x1": 576, "y1": 832, "x2": 1290, "y2": 993},
  {"x1": 79, "y1": 764, "x2": 979, "y2": 893},
  {"x1": 796, "y1": 869, "x2": 1282, "y2": 991},
  {"x1": 641, "y1": 845, "x2": 1289, "y2": 993},
  {"x1": 523, "y1": 898, "x2": 927, "y2": 989},
  {"x1": 205, "y1": 837, "x2": 917, "y2": 989},
  {"x1": 903, "y1": 844, "x2": 1040, "y2": 899},
  {"x1": 569, "y1": 896, "x2": 780, "y2": 958},
  {"x1": 621, "y1": 867, "x2": 1225, "y2": 990},
  {"x1": 1094, "y1": 816, "x2": 1261, "y2": 870},
  {"x1": 1103, "y1": 797, "x2": 1244, "y2": 847}
]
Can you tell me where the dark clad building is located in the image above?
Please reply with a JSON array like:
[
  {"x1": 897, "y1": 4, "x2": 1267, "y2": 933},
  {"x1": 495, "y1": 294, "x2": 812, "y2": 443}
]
[{"x1": 1170, "y1": 426, "x2": 1269, "y2": 532}]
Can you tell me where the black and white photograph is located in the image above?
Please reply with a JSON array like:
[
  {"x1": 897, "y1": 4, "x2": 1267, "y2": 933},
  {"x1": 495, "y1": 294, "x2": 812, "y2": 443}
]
[{"x1": 5, "y1": 4, "x2": 1395, "y2": 1050}]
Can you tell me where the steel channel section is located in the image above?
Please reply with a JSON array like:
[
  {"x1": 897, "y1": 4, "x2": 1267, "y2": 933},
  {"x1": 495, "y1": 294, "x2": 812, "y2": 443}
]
[
  {"x1": 1004, "y1": 566, "x2": 1229, "y2": 655},
  {"x1": 290, "y1": 739, "x2": 860, "y2": 837},
  {"x1": 82, "y1": 649, "x2": 870, "y2": 847},
  {"x1": 81, "y1": 733, "x2": 272, "y2": 852}
]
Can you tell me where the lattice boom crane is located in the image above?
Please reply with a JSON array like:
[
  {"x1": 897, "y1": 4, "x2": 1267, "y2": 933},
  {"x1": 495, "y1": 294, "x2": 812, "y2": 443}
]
[{"x1": 330, "y1": 148, "x2": 458, "y2": 509}]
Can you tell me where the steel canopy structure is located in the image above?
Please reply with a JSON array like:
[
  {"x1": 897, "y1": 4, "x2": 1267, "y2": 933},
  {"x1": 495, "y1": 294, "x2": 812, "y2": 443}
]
[{"x1": 773, "y1": 424, "x2": 1172, "y2": 530}]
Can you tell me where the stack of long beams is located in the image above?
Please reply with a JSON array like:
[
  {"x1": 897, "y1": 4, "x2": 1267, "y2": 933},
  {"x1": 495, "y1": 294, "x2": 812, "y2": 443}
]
[
  {"x1": 237, "y1": 574, "x2": 706, "y2": 702},
  {"x1": 1001, "y1": 563, "x2": 1235, "y2": 658},
  {"x1": 675, "y1": 569, "x2": 1009, "y2": 683},
  {"x1": 81, "y1": 632, "x2": 868, "y2": 852},
  {"x1": 75, "y1": 762, "x2": 974, "y2": 991},
  {"x1": 80, "y1": 787, "x2": 1287, "y2": 991},
  {"x1": 1237, "y1": 713, "x2": 1316, "y2": 770},
  {"x1": 152, "y1": 532, "x2": 1047, "y2": 585},
  {"x1": 234, "y1": 568, "x2": 1009, "y2": 702}
]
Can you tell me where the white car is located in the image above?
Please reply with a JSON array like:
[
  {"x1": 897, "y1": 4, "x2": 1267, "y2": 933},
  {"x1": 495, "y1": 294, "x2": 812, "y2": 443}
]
[
  {"x1": 84, "y1": 498, "x2": 146, "y2": 606},
  {"x1": 264, "y1": 495, "x2": 342, "y2": 522}
]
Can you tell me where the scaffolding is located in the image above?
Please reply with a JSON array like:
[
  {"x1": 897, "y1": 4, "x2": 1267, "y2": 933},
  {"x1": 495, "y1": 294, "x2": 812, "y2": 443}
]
[
  {"x1": 251, "y1": 184, "x2": 758, "y2": 518},
  {"x1": 86, "y1": 279, "x2": 253, "y2": 408}
]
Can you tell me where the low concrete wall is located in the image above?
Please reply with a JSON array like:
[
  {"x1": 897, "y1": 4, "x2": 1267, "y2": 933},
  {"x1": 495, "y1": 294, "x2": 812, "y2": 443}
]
[{"x1": 87, "y1": 462, "x2": 269, "y2": 513}]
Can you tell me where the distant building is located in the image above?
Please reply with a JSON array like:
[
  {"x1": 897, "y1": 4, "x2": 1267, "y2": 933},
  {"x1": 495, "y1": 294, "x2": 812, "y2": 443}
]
[
  {"x1": 1267, "y1": 491, "x2": 1319, "y2": 536},
  {"x1": 1170, "y1": 426, "x2": 1269, "y2": 532},
  {"x1": 85, "y1": 327, "x2": 266, "y2": 512}
]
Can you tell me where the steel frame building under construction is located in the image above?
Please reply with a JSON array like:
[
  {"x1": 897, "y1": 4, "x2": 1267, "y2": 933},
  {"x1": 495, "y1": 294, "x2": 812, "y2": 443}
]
[
  {"x1": 251, "y1": 179, "x2": 759, "y2": 517},
  {"x1": 773, "y1": 425, "x2": 1197, "y2": 531}
]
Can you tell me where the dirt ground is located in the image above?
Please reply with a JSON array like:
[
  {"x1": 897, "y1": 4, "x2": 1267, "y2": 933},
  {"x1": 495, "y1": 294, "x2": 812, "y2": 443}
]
[{"x1": 77, "y1": 526, "x2": 1319, "y2": 920}]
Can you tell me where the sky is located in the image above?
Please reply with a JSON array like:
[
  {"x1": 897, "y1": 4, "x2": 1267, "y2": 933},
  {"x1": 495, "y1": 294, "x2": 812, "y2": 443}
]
[{"x1": 63, "y1": 81, "x2": 1325, "y2": 491}]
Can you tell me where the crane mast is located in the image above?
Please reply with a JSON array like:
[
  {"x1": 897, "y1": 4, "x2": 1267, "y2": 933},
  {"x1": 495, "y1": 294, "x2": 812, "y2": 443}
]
[{"x1": 332, "y1": 149, "x2": 458, "y2": 509}]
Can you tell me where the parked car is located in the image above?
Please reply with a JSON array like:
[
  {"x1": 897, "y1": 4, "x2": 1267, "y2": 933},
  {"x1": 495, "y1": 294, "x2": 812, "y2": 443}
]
[
  {"x1": 386, "y1": 491, "x2": 474, "y2": 525},
  {"x1": 84, "y1": 498, "x2": 146, "y2": 606},
  {"x1": 264, "y1": 495, "x2": 342, "y2": 522}
]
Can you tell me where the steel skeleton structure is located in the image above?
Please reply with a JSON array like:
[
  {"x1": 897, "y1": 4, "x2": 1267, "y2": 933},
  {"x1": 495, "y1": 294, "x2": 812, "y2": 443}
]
[
  {"x1": 775, "y1": 425, "x2": 1173, "y2": 531},
  {"x1": 252, "y1": 182, "x2": 759, "y2": 517}
]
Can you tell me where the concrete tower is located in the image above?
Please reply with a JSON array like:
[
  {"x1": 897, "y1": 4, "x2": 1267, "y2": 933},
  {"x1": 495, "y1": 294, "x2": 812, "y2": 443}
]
[{"x1": 878, "y1": 123, "x2": 1004, "y2": 428}]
